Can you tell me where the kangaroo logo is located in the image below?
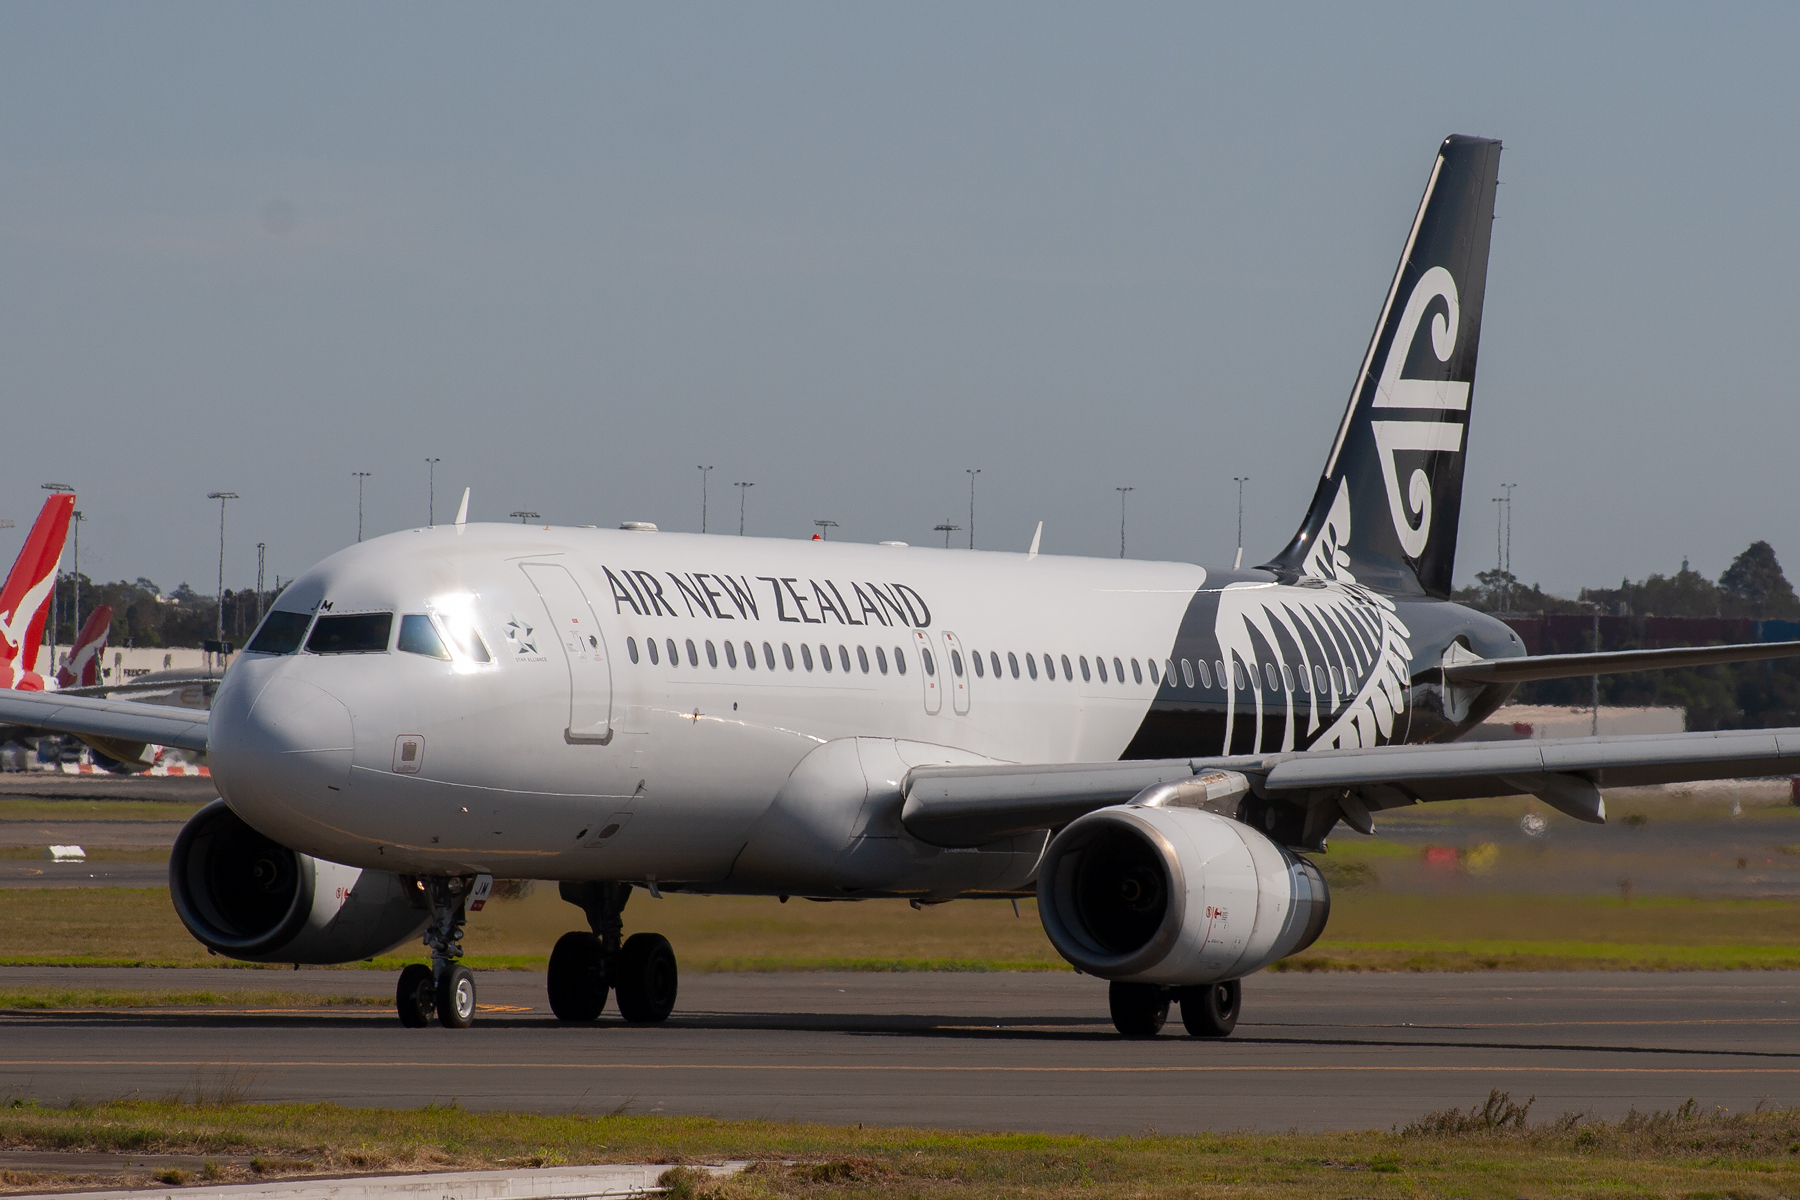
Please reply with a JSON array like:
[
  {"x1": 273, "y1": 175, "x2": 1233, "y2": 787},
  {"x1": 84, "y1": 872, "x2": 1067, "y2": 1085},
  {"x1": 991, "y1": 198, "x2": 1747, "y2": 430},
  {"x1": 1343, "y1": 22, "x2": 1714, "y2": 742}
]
[{"x1": 1370, "y1": 265, "x2": 1467, "y2": 558}]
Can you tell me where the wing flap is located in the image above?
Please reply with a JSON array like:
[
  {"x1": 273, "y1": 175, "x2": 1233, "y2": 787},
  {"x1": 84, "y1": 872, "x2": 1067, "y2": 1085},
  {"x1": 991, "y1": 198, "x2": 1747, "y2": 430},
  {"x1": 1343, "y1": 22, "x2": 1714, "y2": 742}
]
[
  {"x1": 0, "y1": 690, "x2": 210, "y2": 753},
  {"x1": 1441, "y1": 641, "x2": 1800, "y2": 685}
]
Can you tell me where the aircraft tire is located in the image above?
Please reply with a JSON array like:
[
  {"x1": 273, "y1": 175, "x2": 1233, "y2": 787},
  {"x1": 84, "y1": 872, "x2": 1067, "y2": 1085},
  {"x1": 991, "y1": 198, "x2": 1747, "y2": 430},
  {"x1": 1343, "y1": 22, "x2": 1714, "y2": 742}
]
[
  {"x1": 614, "y1": 933, "x2": 678, "y2": 1024},
  {"x1": 1178, "y1": 980, "x2": 1241, "y2": 1038},
  {"x1": 547, "y1": 931, "x2": 609, "y2": 1022},
  {"x1": 1108, "y1": 981, "x2": 1169, "y2": 1037},
  {"x1": 436, "y1": 964, "x2": 477, "y2": 1029},
  {"x1": 396, "y1": 963, "x2": 435, "y2": 1028}
]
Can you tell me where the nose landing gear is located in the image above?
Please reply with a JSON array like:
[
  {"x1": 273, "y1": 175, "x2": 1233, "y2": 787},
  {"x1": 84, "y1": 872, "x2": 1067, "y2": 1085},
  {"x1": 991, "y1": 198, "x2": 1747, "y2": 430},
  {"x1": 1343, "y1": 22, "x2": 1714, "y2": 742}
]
[
  {"x1": 549, "y1": 882, "x2": 679, "y2": 1025},
  {"x1": 395, "y1": 876, "x2": 481, "y2": 1028}
]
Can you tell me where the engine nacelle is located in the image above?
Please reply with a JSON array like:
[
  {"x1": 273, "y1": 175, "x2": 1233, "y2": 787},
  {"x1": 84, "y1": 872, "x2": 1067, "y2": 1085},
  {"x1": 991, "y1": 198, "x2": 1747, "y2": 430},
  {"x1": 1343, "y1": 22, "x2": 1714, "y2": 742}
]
[
  {"x1": 170, "y1": 800, "x2": 429, "y2": 964},
  {"x1": 1036, "y1": 804, "x2": 1328, "y2": 985}
]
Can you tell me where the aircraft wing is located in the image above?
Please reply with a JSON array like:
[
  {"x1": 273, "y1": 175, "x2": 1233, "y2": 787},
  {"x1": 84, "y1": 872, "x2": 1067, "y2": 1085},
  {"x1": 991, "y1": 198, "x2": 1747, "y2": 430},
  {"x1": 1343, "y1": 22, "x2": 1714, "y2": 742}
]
[
  {"x1": 0, "y1": 689, "x2": 210, "y2": 752},
  {"x1": 1440, "y1": 640, "x2": 1800, "y2": 685},
  {"x1": 901, "y1": 727, "x2": 1800, "y2": 847}
]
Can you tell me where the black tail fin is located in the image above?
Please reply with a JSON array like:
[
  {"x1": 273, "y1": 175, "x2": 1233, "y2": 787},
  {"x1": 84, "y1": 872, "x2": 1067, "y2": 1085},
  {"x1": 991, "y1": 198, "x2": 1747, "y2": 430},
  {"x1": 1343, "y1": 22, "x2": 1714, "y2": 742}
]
[{"x1": 1265, "y1": 135, "x2": 1501, "y2": 598}]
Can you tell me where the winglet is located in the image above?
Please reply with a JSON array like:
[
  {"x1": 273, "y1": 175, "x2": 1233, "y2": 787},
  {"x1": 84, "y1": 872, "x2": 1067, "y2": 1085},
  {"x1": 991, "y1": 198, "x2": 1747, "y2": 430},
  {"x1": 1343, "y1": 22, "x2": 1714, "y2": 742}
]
[
  {"x1": 454, "y1": 488, "x2": 470, "y2": 529},
  {"x1": 1027, "y1": 521, "x2": 1042, "y2": 559}
]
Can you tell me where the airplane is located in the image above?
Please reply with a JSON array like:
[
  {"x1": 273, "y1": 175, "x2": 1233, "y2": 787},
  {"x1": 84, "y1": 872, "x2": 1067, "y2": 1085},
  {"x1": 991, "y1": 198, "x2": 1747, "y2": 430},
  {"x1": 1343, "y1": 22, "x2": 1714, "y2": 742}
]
[
  {"x1": 0, "y1": 493, "x2": 77, "y2": 692},
  {"x1": 8, "y1": 133, "x2": 1800, "y2": 1038}
]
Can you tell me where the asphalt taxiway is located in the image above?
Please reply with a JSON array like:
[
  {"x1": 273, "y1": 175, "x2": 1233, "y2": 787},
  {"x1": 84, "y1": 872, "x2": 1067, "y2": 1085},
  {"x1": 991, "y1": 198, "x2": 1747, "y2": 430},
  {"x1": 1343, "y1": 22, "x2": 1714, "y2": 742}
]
[{"x1": 1, "y1": 968, "x2": 1794, "y2": 1133}]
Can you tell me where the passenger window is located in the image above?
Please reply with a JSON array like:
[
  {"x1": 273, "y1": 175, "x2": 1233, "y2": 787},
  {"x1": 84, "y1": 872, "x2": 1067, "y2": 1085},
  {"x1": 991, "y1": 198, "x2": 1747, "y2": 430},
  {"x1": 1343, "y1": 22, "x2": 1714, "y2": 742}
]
[
  {"x1": 1080, "y1": 656, "x2": 1091, "y2": 682},
  {"x1": 1039, "y1": 654, "x2": 1052, "y2": 680},
  {"x1": 971, "y1": 650, "x2": 984, "y2": 678},
  {"x1": 1148, "y1": 660, "x2": 1159, "y2": 685},
  {"x1": 895, "y1": 648, "x2": 907, "y2": 675},
  {"x1": 783, "y1": 643, "x2": 795, "y2": 670},
  {"x1": 1165, "y1": 659, "x2": 1175, "y2": 686},
  {"x1": 1293, "y1": 663, "x2": 1306, "y2": 692},
  {"x1": 839, "y1": 645, "x2": 851, "y2": 672},
  {"x1": 306, "y1": 613, "x2": 393, "y2": 654},
  {"x1": 1265, "y1": 663, "x2": 1280, "y2": 690},
  {"x1": 819, "y1": 644, "x2": 832, "y2": 672},
  {"x1": 876, "y1": 646, "x2": 889, "y2": 674},
  {"x1": 1026, "y1": 653, "x2": 1038, "y2": 680},
  {"x1": 1234, "y1": 661, "x2": 1248, "y2": 690},
  {"x1": 1331, "y1": 664, "x2": 1344, "y2": 692},
  {"x1": 398, "y1": 614, "x2": 452, "y2": 660},
  {"x1": 763, "y1": 641, "x2": 776, "y2": 670},
  {"x1": 706, "y1": 640, "x2": 718, "y2": 668},
  {"x1": 724, "y1": 641, "x2": 737, "y2": 669},
  {"x1": 626, "y1": 636, "x2": 640, "y2": 664},
  {"x1": 1008, "y1": 652, "x2": 1020, "y2": 679},
  {"x1": 1282, "y1": 664, "x2": 1295, "y2": 691},
  {"x1": 247, "y1": 610, "x2": 311, "y2": 655},
  {"x1": 858, "y1": 645, "x2": 870, "y2": 673},
  {"x1": 1131, "y1": 658, "x2": 1142, "y2": 684},
  {"x1": 922, "y1": 648, "x2": 936, "y2": 675},
  {"x1": 1114, "y1": 656, "x2": 1124, "y2": 684},
  {"x1": 648, "y1": 639, "x2": 660, "y2": 665},
  {"x1": 744, "y1": 641, "x2": 756, "y2": 669},
  {"x1": 990, "y1": 651, "x2": 1002, "y2": 678},
  {"x1": 950, "y1": 649, "x2": 964, "y2": 676},
  {"x1": 801, "y1": 644, "x2": 814, "y2": 671},
  {"x1": 1095, "y1": 657, "x2": 1107, "y2": 683},
  {"x1": 1197, "y1": 659, "x2": 1212, "y2": 688},
  {"x1": 1215, "y1": 660, "x2": 1227, "y2": 689},
  {"x1": 666, "y1": 638, "x2": 679, "y2": 667},
  {"x1": 1316, "y1": 665, "x2": 1329, "y2": 694},
  {"x1": 1181, "y1": 659, "x2": 1195, "y2": 688},
  {"x1": 1060, "y1": 654, "x2": 1073, "y2": 681}
]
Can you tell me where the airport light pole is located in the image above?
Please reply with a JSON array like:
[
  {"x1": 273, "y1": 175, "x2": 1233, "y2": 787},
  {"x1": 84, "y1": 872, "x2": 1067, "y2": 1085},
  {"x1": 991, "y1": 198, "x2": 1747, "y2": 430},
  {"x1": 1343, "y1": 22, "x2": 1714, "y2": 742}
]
[
  {"x1": 510, "y1": 511, "x2": 540, "y2": 525},
  {"x1": 698, "y1": 466, "x2": 714, "y2": 533},
  {"x1": 966, "y1": 469, "x2": 980, "y2": 549},
  {"x1": 1116, "y1": 487, "x2": 1133, "y2": 559},
  {"x1": 206, "y1": 492, "x2": 237, "y2": 644},
  {"x1": 1232, "y1": 477, "x2": 1248, "y2": 569},
  {"x1": 814, "y1": 520, "x2": 837, "y2": 541},
  {"x1": 352, "y1": 472, "x2": 372, "y2": 542},
  {"x1": 256, "y1": 543, "x2": 267, "y2": 621},
  {"x1": 1499, "y1": 482, "x2": 1517, "y2": 574},
  {"x1": 735, "y1": 482, "x2": 753, "y2": 536},
  {"x1": 41, "y1": 484, "x2": 72, "y2": 654},
  {"x1": 426, "y1": 459, "x2": 440, "y2": 527},
  {"x1": 934, "y1": 522, "x2": 960, "y2": 549}
]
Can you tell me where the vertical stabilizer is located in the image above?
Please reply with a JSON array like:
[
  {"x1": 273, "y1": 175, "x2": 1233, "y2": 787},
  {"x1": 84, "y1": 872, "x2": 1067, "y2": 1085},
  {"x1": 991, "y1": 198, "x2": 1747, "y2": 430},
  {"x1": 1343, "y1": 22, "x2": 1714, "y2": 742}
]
[
  {"x1": 56, "y1": 605, "x2": 113, "y2": 690},
  {"x1": 0, "y1": 494, "x2": 75, "y2": 689},
  {"x1": 1264, "y1": 136, "x2": 1502, "y2": 597}
]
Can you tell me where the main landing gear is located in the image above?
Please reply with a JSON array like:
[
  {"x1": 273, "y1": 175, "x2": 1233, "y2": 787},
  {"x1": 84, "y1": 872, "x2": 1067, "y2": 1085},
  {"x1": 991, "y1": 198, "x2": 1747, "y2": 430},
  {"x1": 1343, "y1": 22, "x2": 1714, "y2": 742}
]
[
  {"x1": 1108, "y1": 979, "x2": 1242, "y2": 1038},
  {"x1": 547, "y1": 881, "x2": 679, "y2": 1025},
  {"x1": 397, "y1": 876, "x2": 480, "y2": 1028}
]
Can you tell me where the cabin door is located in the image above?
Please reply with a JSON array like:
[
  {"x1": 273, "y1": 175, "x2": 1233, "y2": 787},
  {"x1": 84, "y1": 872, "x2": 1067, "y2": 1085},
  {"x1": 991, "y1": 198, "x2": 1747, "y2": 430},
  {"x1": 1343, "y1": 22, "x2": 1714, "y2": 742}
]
[{"x1": 520, "y1": 563, "x2": 613, "y2": 742}]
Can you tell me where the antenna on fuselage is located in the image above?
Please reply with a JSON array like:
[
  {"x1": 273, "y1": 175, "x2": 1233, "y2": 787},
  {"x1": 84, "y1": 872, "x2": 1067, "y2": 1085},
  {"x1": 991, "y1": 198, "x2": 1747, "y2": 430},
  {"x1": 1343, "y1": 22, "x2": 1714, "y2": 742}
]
[
  {"x1": 1027, "y1": 521, "x2": 1042, "y2": 560},
  {"x1": 454, "y1": 488, "x2": 470, "y2": 531}
]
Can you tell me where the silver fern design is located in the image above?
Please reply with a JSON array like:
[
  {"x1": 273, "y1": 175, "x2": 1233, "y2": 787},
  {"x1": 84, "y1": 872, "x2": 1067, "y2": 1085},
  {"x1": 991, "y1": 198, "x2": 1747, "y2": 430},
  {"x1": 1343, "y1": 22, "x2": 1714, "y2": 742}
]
[{"x1": 1213, "y1": 479, "x2": 1413, "y2": 752}]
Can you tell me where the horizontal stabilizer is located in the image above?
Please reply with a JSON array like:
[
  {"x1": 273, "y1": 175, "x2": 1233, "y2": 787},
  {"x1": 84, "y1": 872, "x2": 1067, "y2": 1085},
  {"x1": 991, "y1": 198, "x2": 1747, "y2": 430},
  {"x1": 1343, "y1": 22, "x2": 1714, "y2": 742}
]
[
  {"x1": 1441, "y1": 640, "x2": 1800, "y2": 685},
  {"x1": 0, "y1": 689, "x2": 209, "y2": 752}
]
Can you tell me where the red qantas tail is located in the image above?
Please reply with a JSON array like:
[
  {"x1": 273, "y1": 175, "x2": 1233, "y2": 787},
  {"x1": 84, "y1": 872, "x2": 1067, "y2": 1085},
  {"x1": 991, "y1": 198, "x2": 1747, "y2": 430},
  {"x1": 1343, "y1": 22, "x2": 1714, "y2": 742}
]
[
  {"x1": 0, "y1": 494, "x2": 75, "y2": 690},
  {"x1": 55, "y1": 604, "x2": 113, "y2": 690}
]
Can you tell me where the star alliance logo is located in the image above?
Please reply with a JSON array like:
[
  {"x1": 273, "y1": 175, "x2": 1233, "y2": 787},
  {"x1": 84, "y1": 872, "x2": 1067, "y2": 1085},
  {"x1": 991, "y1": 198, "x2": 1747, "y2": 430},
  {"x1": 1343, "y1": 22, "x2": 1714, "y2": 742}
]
[{"x1": 503, "y1": 616, "x2": 536, "y2": 655}]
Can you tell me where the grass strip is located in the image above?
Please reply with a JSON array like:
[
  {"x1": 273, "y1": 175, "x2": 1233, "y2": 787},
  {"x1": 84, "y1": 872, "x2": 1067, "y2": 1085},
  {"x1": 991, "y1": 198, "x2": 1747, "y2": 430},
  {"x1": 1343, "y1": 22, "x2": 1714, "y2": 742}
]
[
  {"x1": 1283, "y1": 939, "x2": 1800, "y2": 972},
  {"x1": 0, "y1": 989, "x2": 387, "y2": 1010},
  {"x1": 0, "y1": 1092, "x2": 1795, "y2": 1198}
]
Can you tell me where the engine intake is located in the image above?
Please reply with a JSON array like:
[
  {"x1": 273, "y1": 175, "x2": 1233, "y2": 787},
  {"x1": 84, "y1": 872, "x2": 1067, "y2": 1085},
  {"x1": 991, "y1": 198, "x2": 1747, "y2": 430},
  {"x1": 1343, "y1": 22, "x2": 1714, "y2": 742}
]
[
  {"x1": 1037, "y1": 804, "x2": 1328, "y2": 984},
  {"x1": 170, "y1": 800, "x2": 429, "y2": 964}
]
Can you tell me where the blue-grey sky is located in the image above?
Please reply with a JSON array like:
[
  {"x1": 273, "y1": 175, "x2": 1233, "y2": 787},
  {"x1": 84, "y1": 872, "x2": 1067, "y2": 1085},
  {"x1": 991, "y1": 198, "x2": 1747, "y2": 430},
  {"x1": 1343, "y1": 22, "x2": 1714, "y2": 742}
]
[{"x1": 3, "y1": 3, "x2": 1795, "y2": 597}]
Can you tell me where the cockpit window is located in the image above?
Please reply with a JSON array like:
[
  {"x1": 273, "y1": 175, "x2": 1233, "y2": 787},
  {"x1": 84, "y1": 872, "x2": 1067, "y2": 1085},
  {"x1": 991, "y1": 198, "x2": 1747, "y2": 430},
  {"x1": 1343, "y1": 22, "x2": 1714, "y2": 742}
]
[
  {"x1": 306, "y1": 613, "x2": 393, "y2": 654},
  {"x1": 397, "y1": 614, "x2": 451, "y2": 660},
  {"x1": 440, "y1": 619, "x2": 492, "y2": 663},
  {"x1": 246, "y1": 610, "x2": 311, "y2": 655}
]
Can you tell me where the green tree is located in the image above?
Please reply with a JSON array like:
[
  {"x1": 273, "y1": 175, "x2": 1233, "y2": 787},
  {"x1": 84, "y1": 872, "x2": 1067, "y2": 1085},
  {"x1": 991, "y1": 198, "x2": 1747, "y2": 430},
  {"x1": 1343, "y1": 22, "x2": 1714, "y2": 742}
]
[{"x1": 1719, "y1": 540, "x2": 1800, "y2": 618}]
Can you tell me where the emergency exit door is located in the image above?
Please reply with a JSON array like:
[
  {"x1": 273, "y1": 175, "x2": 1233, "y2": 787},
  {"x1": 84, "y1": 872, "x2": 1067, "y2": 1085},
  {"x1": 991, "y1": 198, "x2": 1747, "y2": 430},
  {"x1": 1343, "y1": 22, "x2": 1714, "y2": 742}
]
[{"x1": 520, "y1": 563, "x2": 613, "y2": 742}]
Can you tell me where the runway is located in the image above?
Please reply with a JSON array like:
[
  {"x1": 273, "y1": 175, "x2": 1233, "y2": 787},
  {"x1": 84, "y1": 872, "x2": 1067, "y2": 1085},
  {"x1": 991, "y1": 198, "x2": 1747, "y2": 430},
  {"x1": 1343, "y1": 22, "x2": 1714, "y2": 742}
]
[{"x1": 2, "y1": 968, "x2": 1796, "y2": 1133}]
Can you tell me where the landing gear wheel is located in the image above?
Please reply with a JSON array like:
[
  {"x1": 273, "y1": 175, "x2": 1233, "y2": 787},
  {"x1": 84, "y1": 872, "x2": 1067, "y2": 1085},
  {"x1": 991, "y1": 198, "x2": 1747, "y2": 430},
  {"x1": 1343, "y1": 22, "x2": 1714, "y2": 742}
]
[
  {"x1": 436, "y1": 964, "x2": 477, "y2": 1029},
  {"x1": 1108, "y1": 981, "x2": 1169, "y2": 1037},
  {"x1": 396, "y1": 963, "x2": 435, "y2": 1028},
  {"x1": 1179, "y1": 979, "x2": 1241, "y2": 1038},
  {"x1": 548, "y1": 931, "x2": 609, "y2": 1021},
  {"x1": 614, "y1": 932, "x2": 678, "y2": 1024}
]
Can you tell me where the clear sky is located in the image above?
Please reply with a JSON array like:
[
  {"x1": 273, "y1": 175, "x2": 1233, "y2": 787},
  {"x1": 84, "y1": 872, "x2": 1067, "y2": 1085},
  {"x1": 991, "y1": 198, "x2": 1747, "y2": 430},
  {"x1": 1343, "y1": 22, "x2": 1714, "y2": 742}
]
[{"x1": 2, "y1": 3, "x2": 1795, "y2": 597}]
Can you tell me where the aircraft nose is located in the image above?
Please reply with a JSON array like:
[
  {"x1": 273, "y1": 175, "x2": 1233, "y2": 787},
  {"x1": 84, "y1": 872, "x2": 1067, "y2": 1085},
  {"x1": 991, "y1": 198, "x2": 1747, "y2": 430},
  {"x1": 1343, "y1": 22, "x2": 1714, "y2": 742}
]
[{"x1": 211, "y1": 676, "x2": 354, "y2": 806}]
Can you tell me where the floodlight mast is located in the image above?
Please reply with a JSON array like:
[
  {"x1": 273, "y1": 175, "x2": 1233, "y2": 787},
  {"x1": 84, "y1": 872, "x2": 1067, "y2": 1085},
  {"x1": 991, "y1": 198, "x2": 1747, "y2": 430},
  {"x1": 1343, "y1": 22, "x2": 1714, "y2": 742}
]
[
  {"x1": 352, "y1": 472, "x2": 372, "y2": 542},
  {"x1": 206, "y1": 492, "x2": 239, "y2": 643}
]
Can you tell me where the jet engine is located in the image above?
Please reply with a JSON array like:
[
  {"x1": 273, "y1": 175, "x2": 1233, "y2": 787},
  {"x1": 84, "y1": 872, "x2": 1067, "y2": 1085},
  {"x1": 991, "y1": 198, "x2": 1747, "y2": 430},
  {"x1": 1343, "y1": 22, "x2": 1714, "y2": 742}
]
[
  {"x1": 1036, "y1": 804, "x2": 1328, "y2": 985},
  {"x1": 169, "y1": 800, "x2": 429, "y2": 964}
]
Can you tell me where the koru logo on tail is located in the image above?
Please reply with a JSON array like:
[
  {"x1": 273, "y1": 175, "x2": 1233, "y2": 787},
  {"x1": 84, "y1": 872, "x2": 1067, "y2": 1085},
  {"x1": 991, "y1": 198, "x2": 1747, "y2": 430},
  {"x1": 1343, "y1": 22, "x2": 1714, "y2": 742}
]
[{"x1": 1370, "y1": 265, "x2": 1467, "y2": 557}]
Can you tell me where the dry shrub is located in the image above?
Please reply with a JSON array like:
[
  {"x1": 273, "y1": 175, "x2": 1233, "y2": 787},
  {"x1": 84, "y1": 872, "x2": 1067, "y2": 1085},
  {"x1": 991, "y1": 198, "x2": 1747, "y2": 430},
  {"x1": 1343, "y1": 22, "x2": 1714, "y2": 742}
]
[{"x1": 1402, "y1": 1088, "x2": 1535, "y2": 1135}]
